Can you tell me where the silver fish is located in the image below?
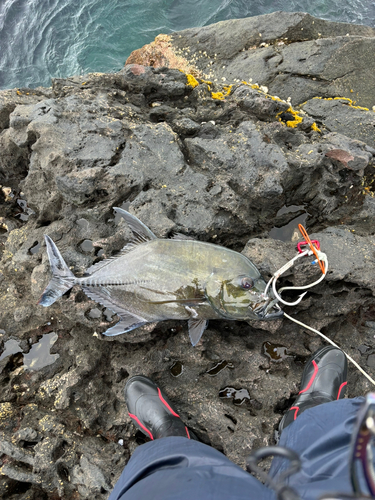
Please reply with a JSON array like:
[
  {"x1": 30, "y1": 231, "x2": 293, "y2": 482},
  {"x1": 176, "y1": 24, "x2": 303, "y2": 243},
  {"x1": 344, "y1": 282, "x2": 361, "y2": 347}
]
[{"x1": 39, "y1": 208, "x2": 283, "y2": 345}]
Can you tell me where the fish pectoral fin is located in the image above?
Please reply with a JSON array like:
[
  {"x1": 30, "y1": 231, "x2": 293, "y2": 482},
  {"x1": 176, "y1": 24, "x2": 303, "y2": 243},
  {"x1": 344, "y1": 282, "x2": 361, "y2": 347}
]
[
  {"x1": 185, "y1": 305, "x2": 199, "y2": 318},
  {"x1": 188, "y1": 318, "x2": 208, "y2": 347},
  {"x1": 102, "y1": 313, "x2": 148, "y2": 337}
]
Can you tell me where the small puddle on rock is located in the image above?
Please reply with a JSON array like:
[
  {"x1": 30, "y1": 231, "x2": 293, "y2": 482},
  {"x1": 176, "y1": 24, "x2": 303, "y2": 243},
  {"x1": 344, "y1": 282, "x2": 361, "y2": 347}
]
[
  {"x1": 29, "y1": 241, "x2": 41, "y2": 254},
  {"x1": 76, "y1": 218, "x2": 89, "y2": 231},
  {"x1": 277, "y1": 205, "x2": 304, "y2": 216},
  {"x1": 269, "y1": 205, "x2": 308, "y2": 242},
  {"x1": 88, "y1": 308, "x2": 102, "y2": 319},
  {"x1": 219, "y1": 387, "x2": 251, "y2": 406},
  {"x1": 104, "y1": 309, "x2": 115, "y2": 322},
  {"x1": 24, "y1": 332, "x2": 59, "y2": 370},
  {"x1": 0, "y1": 339, "x2": 22, "y2": 361},
  {"x1": 80, "y1": 239, "x2": 94, "y2": 253},
  {"x1": 170, "y1": 361, "x2": 184, "y2": 377},
  {"x1": 206, "y1": 360, "x2": 234, "y2": 376},
  {"x1": 262, "y1": 341, "x2": 290, "y2": 363},
  {"x1": 15, "y1": 197, "x2": 34, "y2": 221}
]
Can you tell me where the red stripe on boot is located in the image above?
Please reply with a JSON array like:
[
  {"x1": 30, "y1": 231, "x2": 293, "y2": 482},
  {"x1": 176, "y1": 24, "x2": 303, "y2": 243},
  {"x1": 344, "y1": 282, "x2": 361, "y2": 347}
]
[
  {"x1": 290, "y1": 406, "x2": 300, "y2": 421},
  {"x1": 157, "y1": 388, "x2": 180, "y2": 418},
  {"x1": 128, "y1": 412, "x2": 154, "y2": 440},
  {"x1": 299, "y1": 360, "x2": 318, "y2": 394},
  {"x1": 185, "y1": 426, "x2": 190, "y2": 439},
  {"x1": 337, "y1": 381, "x2": 347, "y2": 400}
]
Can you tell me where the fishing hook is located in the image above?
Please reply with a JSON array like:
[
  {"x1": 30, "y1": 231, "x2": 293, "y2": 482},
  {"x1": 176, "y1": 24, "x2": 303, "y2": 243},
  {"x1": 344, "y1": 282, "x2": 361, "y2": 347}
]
[
  {"x1": 264, "y1": 248, "x2": 328, "y2": 307},
  {"x1": 263, "y1": 250, "x2": 309, "y2": 298},
  {"x1": 272, "y1": 278, "x2": 308, "y2": 306}
]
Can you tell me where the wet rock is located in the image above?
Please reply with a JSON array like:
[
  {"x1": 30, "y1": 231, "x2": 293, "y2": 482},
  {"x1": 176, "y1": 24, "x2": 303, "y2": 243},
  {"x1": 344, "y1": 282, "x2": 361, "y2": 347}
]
[
  {"x1": 233, "y1": 85, "x2": 290, "y2": 122},
  {"x1": 0, "y1": 439, "x2": 35, "y2": 465},
  {"x1": 171, "y1": 117, "x2": 201, "y2": 136},
  {"x1": 71, "y1": 456, "x2": 111, "y2": 496},
  {"x1": 301, "y1": 98, "x2": 375, "y2": 147},
  {"x1": 367, "y1": 355, "x2": 375, "y2": 368}
]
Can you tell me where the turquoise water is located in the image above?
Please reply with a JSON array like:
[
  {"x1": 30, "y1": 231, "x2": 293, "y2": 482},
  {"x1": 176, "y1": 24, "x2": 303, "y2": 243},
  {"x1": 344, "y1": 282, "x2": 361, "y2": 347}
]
[{"x1": 0, "y1": 0, "x2": 374, "y2": 90}]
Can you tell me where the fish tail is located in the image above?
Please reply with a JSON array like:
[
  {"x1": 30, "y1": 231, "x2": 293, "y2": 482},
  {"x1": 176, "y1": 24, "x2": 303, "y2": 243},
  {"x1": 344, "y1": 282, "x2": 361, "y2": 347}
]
[{"x1": 38, "y1": 235, "x2": 76, "y2": 307}]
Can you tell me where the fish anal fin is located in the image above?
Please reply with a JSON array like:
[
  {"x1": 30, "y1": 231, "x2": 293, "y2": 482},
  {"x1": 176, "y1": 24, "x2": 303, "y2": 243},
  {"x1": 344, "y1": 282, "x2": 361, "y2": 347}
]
[
  {"x1": 81, "y1": 285, "x2": 148, "y2": 336},
  {"x1": 102, "y1": 316, "x2": 148, "y2": 337},
  {"x1": 188, "y1": 318, "x2": 208, "y2": 347},
  {"x1": 82, "y1": 286, "x2": 142, "y2": 317}
]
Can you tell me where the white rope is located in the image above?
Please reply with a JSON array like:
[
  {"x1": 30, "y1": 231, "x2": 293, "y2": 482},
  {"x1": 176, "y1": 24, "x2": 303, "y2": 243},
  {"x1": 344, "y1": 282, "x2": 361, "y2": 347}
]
[
  {"x1": 284, "y1": 312, "x2": 375, "y2": 388},
  {"x1": 278, "y1": 253, "x2": 328, "y2": 293}
]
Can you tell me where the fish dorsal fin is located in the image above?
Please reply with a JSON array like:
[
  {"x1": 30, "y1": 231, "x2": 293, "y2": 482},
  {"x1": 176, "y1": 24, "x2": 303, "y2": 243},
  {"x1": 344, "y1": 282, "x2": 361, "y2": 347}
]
[
  {"x1": 188, "y1": 318, "x2": 208, "y2": 346},
  {"x1": 85, "y1": 209, "x2": 156, "y2": 276},
  {"x1": 170, "y1": 233, "x2": 196, "y2": 241},
  {"x1": 114, "y1": 208, "x2": 157, "y2": 242},
  {"x1": 85, "y1": 242, "x2": 140, "y2": 275}
]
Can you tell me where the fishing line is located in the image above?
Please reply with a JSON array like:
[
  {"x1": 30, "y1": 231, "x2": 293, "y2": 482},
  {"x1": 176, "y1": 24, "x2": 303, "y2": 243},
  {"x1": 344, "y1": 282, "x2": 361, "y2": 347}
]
[
  {"x1": 270, "y1": 225, "x2": 375, "y2": 387},
  {"x1": 284, "y1": 312, "x2": 375, "y2": 388}
]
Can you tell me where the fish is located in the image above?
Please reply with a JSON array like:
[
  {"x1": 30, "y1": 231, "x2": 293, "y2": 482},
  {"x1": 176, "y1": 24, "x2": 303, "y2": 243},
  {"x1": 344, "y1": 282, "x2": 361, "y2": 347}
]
[{"x1": 39, "y1": 208, "x2": 283, "y2": 346}]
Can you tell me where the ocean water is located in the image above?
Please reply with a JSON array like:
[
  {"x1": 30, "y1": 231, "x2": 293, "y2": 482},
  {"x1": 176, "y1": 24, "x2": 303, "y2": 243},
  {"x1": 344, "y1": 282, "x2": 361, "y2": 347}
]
[{"x1": 0, "y1": 0, "x2": 374, "y2": 90}]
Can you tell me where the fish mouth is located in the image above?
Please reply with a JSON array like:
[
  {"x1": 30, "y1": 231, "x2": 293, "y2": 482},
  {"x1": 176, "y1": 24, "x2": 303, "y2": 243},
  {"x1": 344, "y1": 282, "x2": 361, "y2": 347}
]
[{"x1": 253, "y1": 298, "x2": 283, "y2": 320}]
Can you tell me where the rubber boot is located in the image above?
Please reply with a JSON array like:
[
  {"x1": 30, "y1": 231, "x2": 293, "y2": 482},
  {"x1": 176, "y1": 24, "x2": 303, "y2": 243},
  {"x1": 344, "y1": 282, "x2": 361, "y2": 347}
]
[
  {"x1": 125, "y1": 375, "x2": 192, "y2": 440},
  {"x1": 278, "y1": 345, "x2": 348, "y2": 435}
]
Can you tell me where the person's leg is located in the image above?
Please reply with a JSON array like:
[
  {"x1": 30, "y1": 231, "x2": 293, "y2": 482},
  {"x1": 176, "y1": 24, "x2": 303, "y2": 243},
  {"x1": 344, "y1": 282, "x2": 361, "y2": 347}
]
[
  {"x1": 110, "y1": 436, "x2": 276, "y2": 500},
  {"x1": 269, "y1": 345, "x2": 364, "y2": 500},
  {"x1": 271, "y1": 397, "x2": 364, "y2": 500},
  {"x1": 109, "y1": 376, "x2": 275, "y2": 500}
]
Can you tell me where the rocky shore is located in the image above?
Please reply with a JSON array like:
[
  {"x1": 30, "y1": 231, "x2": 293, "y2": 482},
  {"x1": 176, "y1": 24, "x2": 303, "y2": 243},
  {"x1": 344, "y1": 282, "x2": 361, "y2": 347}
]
[{"x1": 0, "y1": 11, "x2": 375, "y2": 500}]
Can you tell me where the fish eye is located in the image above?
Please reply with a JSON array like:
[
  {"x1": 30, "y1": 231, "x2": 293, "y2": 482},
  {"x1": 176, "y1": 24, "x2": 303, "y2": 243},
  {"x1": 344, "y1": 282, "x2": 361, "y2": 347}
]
[{"x1": 241, "y1": 277, "x2": 254, "y2": 289}]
